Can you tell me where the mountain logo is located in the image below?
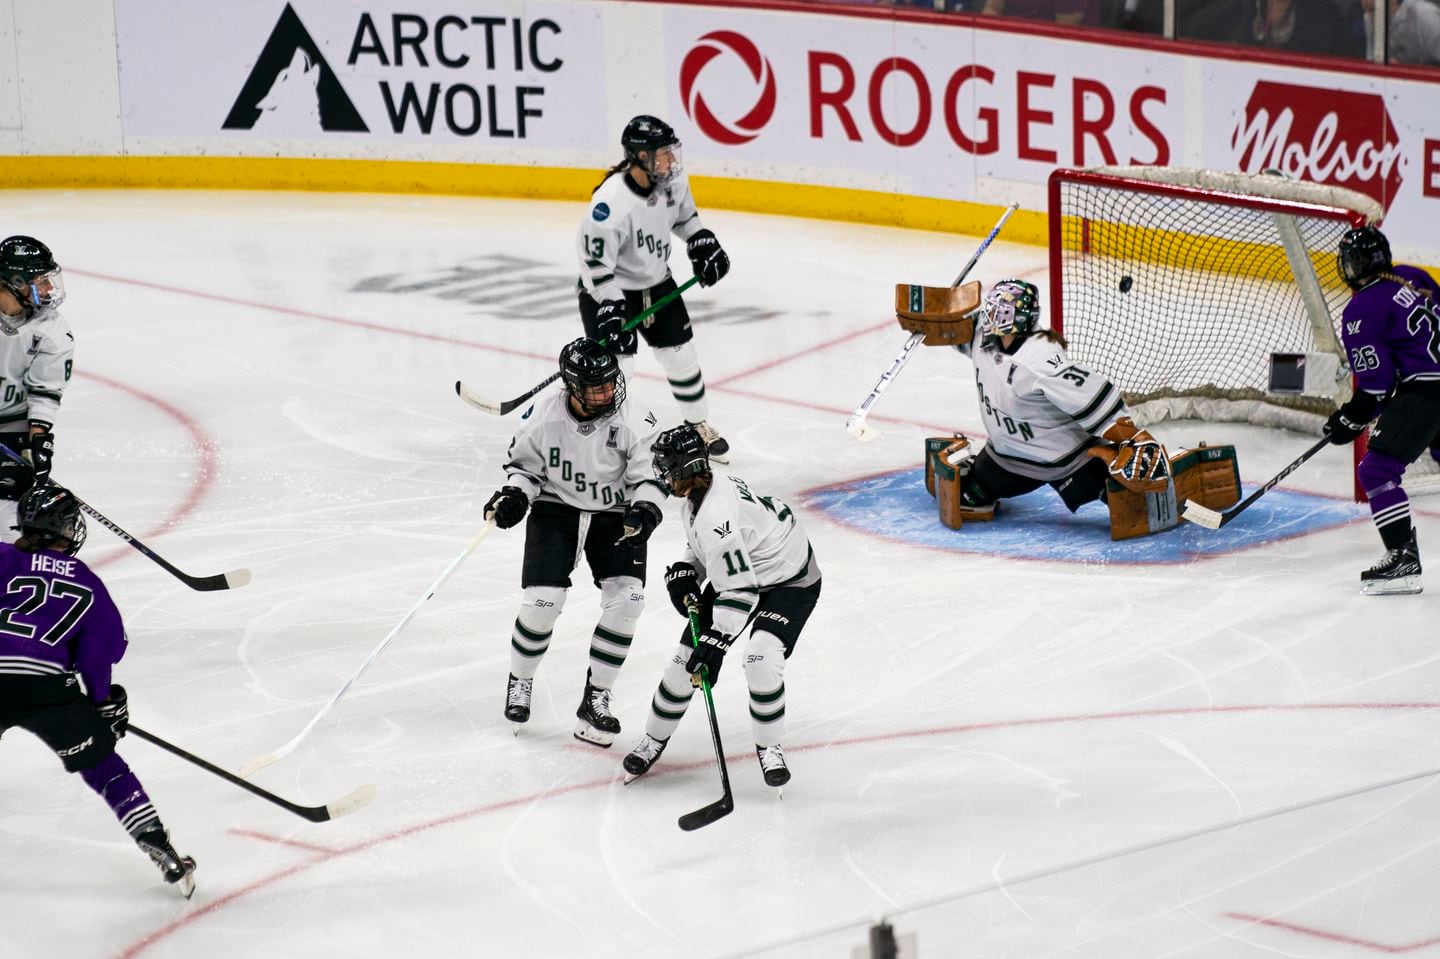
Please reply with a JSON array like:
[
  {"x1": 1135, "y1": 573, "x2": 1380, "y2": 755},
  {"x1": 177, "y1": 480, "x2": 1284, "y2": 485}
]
[{"x1": 223, "y1": 3, "x2": 368, "y2": 132}]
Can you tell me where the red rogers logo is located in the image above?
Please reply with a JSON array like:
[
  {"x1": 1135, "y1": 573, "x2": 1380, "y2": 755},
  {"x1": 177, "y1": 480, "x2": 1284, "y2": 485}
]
[
  {"x1": 679, "y1": 31, "x2": 776, "y2": 145},
  {"x1": 1231, "y1": 81, "x2": 1402, "y2": 210}
]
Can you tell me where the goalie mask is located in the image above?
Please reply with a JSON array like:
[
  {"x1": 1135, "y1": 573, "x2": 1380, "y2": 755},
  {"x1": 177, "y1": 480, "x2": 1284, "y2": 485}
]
[
  {"x1": 14, "y1": 484, "x2": 87, "y2": 555},
  {"x1": 560, "y1": 337, "x2": 625, "y2": 418},
  {"x1": 651, "y1": 425, "x2": 710, "y2": 493},
  {"x1": 1337, "y1": 226, "x2": 1391, "y2": 290},
  {"x1": 621, "y1": 115, "x2": 683, "y2": 186},
  {"x1": 0, "y1": 235, "x2": 66, "y2": 334},
  {"x1": 980, "y1": 279, "x2": 1041, "y2": 344}
]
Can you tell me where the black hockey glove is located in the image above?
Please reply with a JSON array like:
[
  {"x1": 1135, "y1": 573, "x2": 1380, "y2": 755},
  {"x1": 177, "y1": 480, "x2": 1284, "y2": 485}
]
[
  {"x1": 98, "y1": 684, "x2": 129, "y2": 739},
  {"x1": 686, "y1": 230, "x2": 730, "y2": 287},
  {"x1": 616, "y1": 500, "x2": 662, "y2": 547},
  {"x1": 664, "y1": 561, "x2": 701, "y2": 617},
  {"x1": 594, "y1": 299, "x2": 637, "y2": 354},
  {"x1": 686, "y1": 627, "x2": 732, "y2": 687},
  {"x1": 485, "y1": 486, "x2": 529, "y2": 529},
  {"x1": 1324, "y1": 393, "x2": 1379, "y2": 446},
  {"x1": 27, "y1": 429, "x2": 54, "y2": 486}
]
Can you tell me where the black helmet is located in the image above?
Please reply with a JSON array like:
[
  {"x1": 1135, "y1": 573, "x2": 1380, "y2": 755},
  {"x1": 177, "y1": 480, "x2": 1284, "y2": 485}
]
[
  {"x1": 651, "y1": 425, "x2": 711, "y2": 492},
  {"x1": 1338, "y1": 226, "x2": 1392, "y2": 290},
  {"x1": 621, "y1": 115, "x2": 682, "y2": 184},
  {"x1": 0, "y1": 235, "x2": 65, "y2": 329},
  {"x1": 15, "y1": 484, "x2": 87, "y2": 555},
  {"x1": 560, "y1": 337, "x2": 625, "y2": 417}
]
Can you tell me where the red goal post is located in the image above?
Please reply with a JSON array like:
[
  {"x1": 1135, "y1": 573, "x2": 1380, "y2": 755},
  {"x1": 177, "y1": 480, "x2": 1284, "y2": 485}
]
[{"x1": 1047, "y1": 166, "x2": 1382, "y2": 502}]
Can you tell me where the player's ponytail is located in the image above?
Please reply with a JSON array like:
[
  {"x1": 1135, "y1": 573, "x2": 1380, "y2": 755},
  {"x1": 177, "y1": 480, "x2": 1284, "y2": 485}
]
[{"x1": 592, "y1": 158, "x2": 630, "y2": 195}]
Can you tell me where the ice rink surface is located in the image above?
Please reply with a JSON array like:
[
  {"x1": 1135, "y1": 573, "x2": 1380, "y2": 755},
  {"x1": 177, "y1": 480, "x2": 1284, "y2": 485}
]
[{"x1": 1, "y1": 189, "x2": 1437, "y2": 959}]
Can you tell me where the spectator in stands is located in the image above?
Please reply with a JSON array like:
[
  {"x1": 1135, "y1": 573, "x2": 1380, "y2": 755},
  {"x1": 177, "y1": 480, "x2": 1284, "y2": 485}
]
[
  {"x1": 1367, "y1": 0, "x2": 1440, "y2": 64},
  {"x1": 981, "y1": 0, "x2": 1102, "y2": 27},
  {"x1": 1244, "y1": 0, "x2": 1367, "y2": 54}
]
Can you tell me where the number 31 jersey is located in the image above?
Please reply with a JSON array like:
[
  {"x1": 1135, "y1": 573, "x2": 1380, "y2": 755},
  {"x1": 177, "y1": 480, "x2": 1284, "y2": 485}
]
[
  {"x1": 962, "y1": 326, "x2": 1127, "y2": 482},
  {"x1": 576, "y1": 172, "x2": 706, "y2": 302}
]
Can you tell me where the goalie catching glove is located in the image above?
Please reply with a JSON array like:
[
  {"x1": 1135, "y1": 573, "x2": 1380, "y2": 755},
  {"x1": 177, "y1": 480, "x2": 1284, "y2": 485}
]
[{"x1": 1088, "y1": 416, "x2": 1171, "y2": 493}]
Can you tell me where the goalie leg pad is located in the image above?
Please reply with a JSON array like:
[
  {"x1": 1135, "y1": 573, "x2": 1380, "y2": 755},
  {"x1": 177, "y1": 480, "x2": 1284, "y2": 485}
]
[
  {"x1": 1170, "y1": 444, "x2": 1241, "y2": 511},
  {"x1": 931, "y1": 439, "x2": 994, "y2": 529},
  {"x1": 1106, "y1": 477, "x2": 1179, "y2": 541}
]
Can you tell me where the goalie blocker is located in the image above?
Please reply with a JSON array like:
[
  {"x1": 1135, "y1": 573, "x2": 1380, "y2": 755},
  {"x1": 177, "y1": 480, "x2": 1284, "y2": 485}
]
[{"x1": 925, "y1": 436, "x2": 1240, "y2": 540}]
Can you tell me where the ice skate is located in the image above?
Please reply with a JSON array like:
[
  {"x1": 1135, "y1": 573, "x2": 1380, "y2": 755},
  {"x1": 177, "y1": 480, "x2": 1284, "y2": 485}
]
[
  {"x1": 136, "y1": 827, "x2": 196, "y2": 899},
  {"x1": 688, "y1": 420, "x2": 729, "y2": 464},
  {"x1": 574, "y1": 674, "x2": 621, "y2": 747},
  {"x1": 756, "y1": 744, "x2": 790, "y2": 790},
  {"x1": 1360, "y1": 530, "x2": 1422, "y2": 595},
  {"x1": 622, "y1": 733, "x2": 669, "y2": 783},
  {"x1": 504, "y1": 674, "x2": 533, "y2": 731}
]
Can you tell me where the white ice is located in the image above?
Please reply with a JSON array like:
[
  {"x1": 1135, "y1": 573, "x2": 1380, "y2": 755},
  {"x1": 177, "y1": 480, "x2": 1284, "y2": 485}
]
[{"x1": 1, "y1": 189, "x2": 1437, "y2": 959}]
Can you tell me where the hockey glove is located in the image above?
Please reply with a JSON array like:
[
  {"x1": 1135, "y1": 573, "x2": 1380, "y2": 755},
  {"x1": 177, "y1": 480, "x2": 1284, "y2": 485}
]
[
  {"x1": 616, "y1": 500, "x2": 662, "y2": 547},
  {"x1": 594, "y1": 299, "x2": 637, "y2": 354},
  {"x1": 686, "y1": 230, "x2": 730, "y2": 287},
  {"x1": 1324, "y1": 393, "x2": 1379, "y2": 446},
  {"x1": 98, "y1": 684, "x2": 129, "y2": 739},
  {"x1": 27, "y1": 430, "x2": 54, "y2": 487},
  {"x1": 686, "y1": 628, "x2": 732, "y2": 687},
  {"x1": 664, "y1": 561, "x2": 701, "y2": 617},
  {"x1": 485, "y1": 486, "x2": 529, "y2": 530}
]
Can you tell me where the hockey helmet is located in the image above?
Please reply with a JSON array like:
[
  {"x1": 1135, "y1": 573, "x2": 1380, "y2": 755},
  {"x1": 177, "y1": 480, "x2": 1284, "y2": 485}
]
[
  {"x1": 651, "y1": 425, "x2": 711, "y2": 492},
  {"x1": 15, "y1": 484, "x2": 87, "y2": 555},
  {"x1": 980, "y1": 279, "x2": 1041, "y2": 342},
  {"x1": 1338, "y1": 226, "x2": 1392, "y2": 290},
  {"x1": 0, "y1": 235, "x2": 65, "y2": 333},
  {"x1": 621, "y1": 115, "x2": 682, "y2": 185},
  {"x1": 560, "y1": 337, "x2": 625, "y2": 417}
]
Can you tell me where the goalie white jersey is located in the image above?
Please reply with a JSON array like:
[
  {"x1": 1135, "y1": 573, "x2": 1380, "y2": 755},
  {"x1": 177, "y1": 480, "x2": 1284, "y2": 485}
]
[
  {"x1": 962, "y1": 326, "x2": 1127, "y2": 482},
  {"x1": 503, "y1": 390, "x2": 666, "y2": 513},
  {"x1": 577, "y1": 172, "x2": 706, "y2": 303},
  {"x1": 680, "y1": 473, "x2": 820, "y2": 639},
  {"x1": 0, "y1": 310, "x2": 73, "y2": 429}
]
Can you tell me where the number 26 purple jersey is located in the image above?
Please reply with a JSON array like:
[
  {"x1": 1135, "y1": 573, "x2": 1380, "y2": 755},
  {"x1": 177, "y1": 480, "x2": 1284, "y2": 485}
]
[{"x1": 1339, "y1": 264, "x2": 1440, "y2": 397}]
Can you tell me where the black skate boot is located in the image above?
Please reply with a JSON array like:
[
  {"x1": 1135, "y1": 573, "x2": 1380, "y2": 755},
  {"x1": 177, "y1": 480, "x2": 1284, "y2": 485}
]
[
  {"x1": 622, "y1": 733, "x2": 669, "y2": 783},
  {"x1": 1360, "y1": 529, "x2": 1422, "y2": 595},
  {"x1": 504, "y1": 673, "x2": 533, "y2": 727},
  {"x1": 574, "y1": 673, "x2": 621, "y2": 747},
  {"x1": 688, "y1": 421, "x2": 730, "y2": 464},
  {"x1": 756, "y1": 744, "x2": 790, "y2": 788},
  {"x1": 136, "y1": 827, "x2": 196, "y2": 899}
]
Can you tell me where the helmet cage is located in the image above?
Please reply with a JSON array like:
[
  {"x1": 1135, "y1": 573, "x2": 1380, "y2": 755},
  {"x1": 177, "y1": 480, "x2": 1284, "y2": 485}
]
[
  {"x1": 651, "y1": 425, "x2": 710, "y2": 492},
  {"x1": 15, "y1": 485, "x2": 87, "y2": 555},
  {"x1": 980, "y1": 279, "x2": 1041, "y2": 341}
]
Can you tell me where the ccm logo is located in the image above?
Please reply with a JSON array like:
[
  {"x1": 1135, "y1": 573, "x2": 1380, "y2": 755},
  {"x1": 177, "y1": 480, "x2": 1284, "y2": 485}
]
[{"x1": 57, "y1": 736, "x2": 94, "y2": 758}]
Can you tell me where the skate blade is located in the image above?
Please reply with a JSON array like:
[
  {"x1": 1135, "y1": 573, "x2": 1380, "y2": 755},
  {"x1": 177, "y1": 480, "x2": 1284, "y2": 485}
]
[
  {"x1": 174, "y1": 859, "x2": 197, "y2": 900},
  {"x1": 1361, "y1": 576, "x2": 1423, "y2": 595},
  {"x1": 573, "y1": 723, "x2": 617, "y2": 747},
  {"x1": 623, "y1": 770, "x2": 643, "y2": 785}
]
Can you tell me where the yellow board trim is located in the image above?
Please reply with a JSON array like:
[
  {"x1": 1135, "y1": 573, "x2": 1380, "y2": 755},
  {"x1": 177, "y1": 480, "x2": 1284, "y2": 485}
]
[{"x1": 0, "y1": 155, "x2": 1049, "y2": 246}]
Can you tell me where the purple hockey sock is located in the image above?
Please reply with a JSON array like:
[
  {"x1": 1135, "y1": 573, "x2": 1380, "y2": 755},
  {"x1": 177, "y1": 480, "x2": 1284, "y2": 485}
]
[
  {"x1": 1358, "y1": 449, "x2": 1413, "y2": 550},
  {"x1": 80, "y1": 752, "x2": 162, "y2": 839}
]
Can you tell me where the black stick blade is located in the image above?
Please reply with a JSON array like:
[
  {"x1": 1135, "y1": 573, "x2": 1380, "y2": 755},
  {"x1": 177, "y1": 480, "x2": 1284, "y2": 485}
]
[{"x1": 678, "y1": 794, "x2": 734, "y2": 831}]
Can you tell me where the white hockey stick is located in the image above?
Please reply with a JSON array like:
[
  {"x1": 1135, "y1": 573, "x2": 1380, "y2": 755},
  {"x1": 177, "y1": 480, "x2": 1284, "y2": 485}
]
[
  {"x1": 239, "y1": 521, "x2": 496, "y2": 778},
  {"x1": 845, "y1": 203, "x2": 1020, "y2": 442}
]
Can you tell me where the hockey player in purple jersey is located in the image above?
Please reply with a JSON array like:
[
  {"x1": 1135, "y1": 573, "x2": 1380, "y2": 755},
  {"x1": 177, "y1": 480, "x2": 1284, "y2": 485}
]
[
  {"x1": 0, "y1": 485, "x2": 195, "y2": 894},
  {"x1": 1325, "y1": 226, "x2": 1440, "y2": 594}
]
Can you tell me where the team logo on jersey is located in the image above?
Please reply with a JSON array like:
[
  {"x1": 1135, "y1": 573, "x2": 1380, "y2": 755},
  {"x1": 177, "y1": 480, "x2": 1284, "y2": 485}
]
[
  {"x1": 713, "y1": 520, "x2": 732, "y2": 538},
  {"x1": 592, "y1": 203, "x2": 611, "y2": 222},
  {"x1": 26, "y1": 335, "x2": 40, "y2": 356},
  {"x1": 577, "y1": 422, "x2": 596, "y2": 435},
  {"x1": 644, "y1": 411, "x2": 657, "y2": 427},
  {"x1": 607, "y1": 426, "x2": 619, "y2": 448},
  {"x1": 1346, "y1": 319, "x2": 1363, "y2": 335},
  {"x1": 521, "y1": 405, "x2": 534, "y2": 419}
]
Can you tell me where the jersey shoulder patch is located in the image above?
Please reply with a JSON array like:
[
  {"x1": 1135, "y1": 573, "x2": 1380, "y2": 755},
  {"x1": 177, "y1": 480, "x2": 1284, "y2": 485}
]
[{"x1": 592, "y1": 202, "x2": 611, "y2": 222}]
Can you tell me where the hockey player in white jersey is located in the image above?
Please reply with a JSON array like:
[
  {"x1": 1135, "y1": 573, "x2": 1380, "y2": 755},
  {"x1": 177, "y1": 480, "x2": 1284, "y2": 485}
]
[
  {"x1": 576, "y1": 115, "x2": 732, "y2": 461},
  {"x1": 485, "y1": 338, "x2": 667, "y2": 746},
  {"x1": 622, "y1": 425, "x2": 822, "y2": 788},
  {"x1": 0, "y1": 236, "x2": 73, "y2": 523},
  {"x1": 947, "y1": 279, "x2": 1169, "y2": 519}
]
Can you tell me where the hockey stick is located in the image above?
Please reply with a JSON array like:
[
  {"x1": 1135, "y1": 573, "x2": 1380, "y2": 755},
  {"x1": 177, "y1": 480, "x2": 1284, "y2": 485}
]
[
  {"x1": 238, "y1": 520, "x2": 496, "y2": 778},
  {"x1": 456, "y1": 275, "x2": 703, "y2": 416},
  {"x1": 678, "y1": 605, "x2": 734, "y2": 831},
  {"x1": 1180, "y1": 436, "x2": 1331, "y2": 529},
  {"x1": 845, "y1": 203, "x2": 1019, "y2": 442},
  {"x1": 130, "y1": 724, "x2": 374, "y2": 823},
  {"x1": 0, "y1": 444, "x2": 250, "y2": 591}
]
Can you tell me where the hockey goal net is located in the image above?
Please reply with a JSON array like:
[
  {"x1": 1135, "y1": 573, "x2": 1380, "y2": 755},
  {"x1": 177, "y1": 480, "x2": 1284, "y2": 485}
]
[{"x1": 1048, "y1": 166, "x2": 1385, "y2": 501}]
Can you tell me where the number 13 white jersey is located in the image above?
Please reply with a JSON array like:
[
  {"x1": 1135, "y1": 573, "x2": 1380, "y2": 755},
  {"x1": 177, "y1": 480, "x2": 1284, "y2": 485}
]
[{"x1": 576, "y1": 172, "x2": 706, "y2": 303}]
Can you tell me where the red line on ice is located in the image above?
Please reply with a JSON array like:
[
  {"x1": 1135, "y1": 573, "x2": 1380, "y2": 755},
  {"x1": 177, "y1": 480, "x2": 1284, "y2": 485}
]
[{"x1": 1227, "y1": 912, "x2": 1440, "y2": 953}]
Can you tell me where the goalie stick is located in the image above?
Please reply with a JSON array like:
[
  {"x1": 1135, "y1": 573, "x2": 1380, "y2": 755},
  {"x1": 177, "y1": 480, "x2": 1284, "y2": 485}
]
[
  {"x1": 678, "y1": 605, "x2": 734, "y2": 832},
  {"x1": 846, "y1": 203, "x2": 1019, "y2": 442},
  {"x1": 0, "y1": 443, "x2": 251, "y2": 591},
  {"x1": 1180, "y1": 436, "x2": 1330, "y2": 529},
  {"x1": 456, "y1": 275, "x2": 702, "y2": 415},
  {"x1": 130, "y1": 724, "x2": 374, "y2": 823},
  {"x1": 238, "y1": 520, "x2": 495, "y2": 778}
]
